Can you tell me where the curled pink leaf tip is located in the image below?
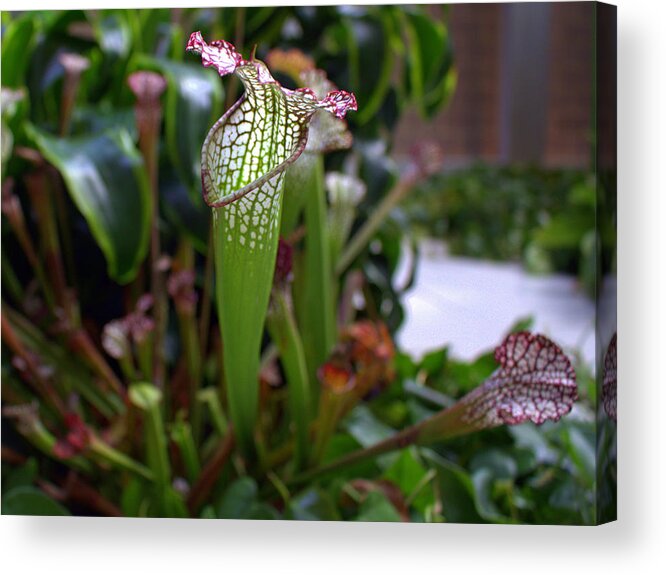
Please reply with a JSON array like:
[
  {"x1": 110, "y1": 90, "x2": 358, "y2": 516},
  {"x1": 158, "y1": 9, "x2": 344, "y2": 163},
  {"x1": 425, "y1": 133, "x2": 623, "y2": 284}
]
[
  {"x1": 320, "y1": 90, "x2": 358, "y2": 119},
  {"x1": 186, "y1": 30, "x2": 243, "y2": 77},
  {"x1": 461, "y1": 332, "x2": 578, "y2": 429}
]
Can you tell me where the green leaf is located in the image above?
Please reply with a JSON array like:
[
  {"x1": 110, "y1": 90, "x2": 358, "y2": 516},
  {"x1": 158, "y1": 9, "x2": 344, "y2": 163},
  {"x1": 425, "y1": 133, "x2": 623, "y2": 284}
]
[
  {"x1": 2, "y1": 486, "x2": 70, "y2": 516},
  {"x1": 354, "y1": 491, "x2": 402, "y2": 522},
  {"x1": 403, "y1": 11, "x2": 456, "y2": 118},
  {"x1": 291, "y1": 153, "x2": 336, "y2": 384},
  {"x1": 120, "y1": 477, "x2": 146, "y2": 517},
  {"x1": 288, "y1": 488, "x2": 341, "y2": 521},
  {"x1": 533, "y1": 212, "x2": 593, "y2": 250},
  {"x1": 217, "y1": 477, "x2": 259, "y2": 519},
  {"x1": 2, "y1": 459, "x2": 38, "y2": 493},
  {"x1": 422, "y1": 450, "x2": 488, "y2": 524},
  {"x1": 27, "y1": 125, "x2": 151, "y2": 284},
  {"x1": 344, "y1": 405, "x2": 398, "y2": 469},
  {"x1": 339, "y1": 13, "x2": 395, "y2": 125},
  {"x1": 1, "y1": 14, "x2": 39, "y2": 88},
  {"x1": 383, "y1": 447, "x2": 432, "y2": 513},
  {"x1": 419, "y1": 347, "x2": 448, "y2": 377}
]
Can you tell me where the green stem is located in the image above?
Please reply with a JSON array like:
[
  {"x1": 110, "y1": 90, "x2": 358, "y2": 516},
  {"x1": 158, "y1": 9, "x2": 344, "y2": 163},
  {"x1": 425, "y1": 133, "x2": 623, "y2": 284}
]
[
  {"x1": 294, "y1": 422, "x2": 422, "y2": 486},
  {"x1": 128, "y1": 383, "x2": 171, "y2": 509},
  {"x1": 31, "y1": 421, "x2": 92, "y2": 474},
  {"x1": 25, "y1": 168, "x2": 79, "y2": 325},
  {"x1": 336, "y1": 177, "x2": 413, "y2": 275},
  {"x1": 292, "y1": 401, "x2": 469, "y2": 485},
  {"x1": 197, "y1": 387, "x2": 228, "y2": 436},
  {"x1": 266, "y1": 290, "x2": 311, "y2": 471},
  {"x1": 309, "y1": 389, "x2": 345, "y2": 467},
  {"x1": 0, "y1": 251, "x2": 23, "y2": 303},
  {"x1": 170, "y1": 419, "x2": 201, "y2": 483},
  {"x1": 290, "y1": 153, "x2": 337, "y2": 386},
  {"x1": 3, "y1": 305, "x2": 122, "y2": 417},
  {"x1": 172, "y1": 241, "x2": 203, "y2": 440},
  {"x1": 89, "y1": 436, "x2": 154, "y2": 481}
]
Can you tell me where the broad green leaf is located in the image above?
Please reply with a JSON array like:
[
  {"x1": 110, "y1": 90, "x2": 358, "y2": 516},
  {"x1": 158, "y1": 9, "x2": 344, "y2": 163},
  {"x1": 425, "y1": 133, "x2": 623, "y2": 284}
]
[
  {"x1": 354, "y1": 490, "x2": 403, "y2": 522},
  {"x1": 27, "y1": 125, "x2": 151, "y2": 284},
  {"x1": 217, "y1": 477, "x2": 259, "y2": 519},
  {"x1": 344, "y1": 405, "x2": 398, "y2": 469},
  {"x1": 2, "y1": 486, "x2": 70, "y2": 516},
  {"x1": 383, "y1": 447, "x2": 432, "y2": 513},
  {"x1": 422, "y1": 450, "x2": 488, "y2": 524}
]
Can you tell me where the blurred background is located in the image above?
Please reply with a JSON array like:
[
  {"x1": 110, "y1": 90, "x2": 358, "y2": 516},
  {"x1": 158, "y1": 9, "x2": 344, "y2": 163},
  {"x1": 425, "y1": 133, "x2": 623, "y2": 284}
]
[{"x1": 389, "y1": 2, "x2": 615, "y2": 372}]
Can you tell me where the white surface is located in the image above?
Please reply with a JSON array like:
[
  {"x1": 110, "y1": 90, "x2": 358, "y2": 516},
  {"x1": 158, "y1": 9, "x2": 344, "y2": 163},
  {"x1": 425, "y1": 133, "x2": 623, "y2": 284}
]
[
  {"x1": 1, "y1": 1, "x2": 665, "y2": 575},
  {"x1": 396, "y1": 240, "x2": 597, "y2": 367}
]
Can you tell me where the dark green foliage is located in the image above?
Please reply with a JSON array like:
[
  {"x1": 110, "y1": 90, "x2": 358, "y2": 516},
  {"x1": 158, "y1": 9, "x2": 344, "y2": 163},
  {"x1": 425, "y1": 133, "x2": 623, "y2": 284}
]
[{"x1": 406, "y1": 165, "x2": 598, "y2": 296}]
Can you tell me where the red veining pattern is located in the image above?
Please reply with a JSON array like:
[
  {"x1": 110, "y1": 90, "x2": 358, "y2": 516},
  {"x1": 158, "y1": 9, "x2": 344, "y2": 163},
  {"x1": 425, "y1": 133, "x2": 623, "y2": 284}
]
[
  {"x1": 319, "y1": 90, "x2": 358, "y2": 120},
  {"x1": 602, "y1": 333, "x2": 617, "y2": 422},
  {"x1": 186, "y1": 31, "x2": 243, "y2": 77},
  {"x1": 460, "y1": 332, "x2": 578, "y2": 428}
]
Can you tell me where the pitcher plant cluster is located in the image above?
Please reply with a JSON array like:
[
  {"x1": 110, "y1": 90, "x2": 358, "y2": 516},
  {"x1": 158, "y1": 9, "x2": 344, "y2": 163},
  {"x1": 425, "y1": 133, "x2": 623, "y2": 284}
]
[{"x1": 1, "y1": 29, "x2": 579, "y2": 519}]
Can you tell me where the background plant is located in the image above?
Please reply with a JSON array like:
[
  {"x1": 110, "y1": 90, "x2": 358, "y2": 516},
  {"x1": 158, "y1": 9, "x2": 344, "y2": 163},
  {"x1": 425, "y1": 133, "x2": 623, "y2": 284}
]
[{"x1": 403, "y1": 164, "x2": 608, "y2": 297}]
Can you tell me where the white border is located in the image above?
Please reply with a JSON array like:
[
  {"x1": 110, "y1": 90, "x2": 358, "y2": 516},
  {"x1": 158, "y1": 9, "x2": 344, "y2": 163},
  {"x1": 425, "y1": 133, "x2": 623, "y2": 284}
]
[{"x1": 2, "y1": 1, "x2": 665, "y2": 573}]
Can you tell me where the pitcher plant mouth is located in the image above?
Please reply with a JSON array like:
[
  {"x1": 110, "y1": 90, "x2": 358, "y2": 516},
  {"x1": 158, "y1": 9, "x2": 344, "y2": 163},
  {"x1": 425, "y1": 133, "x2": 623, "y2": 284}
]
[{"x1": 187, "y1": 31, "x2": 357, "y2": 209}]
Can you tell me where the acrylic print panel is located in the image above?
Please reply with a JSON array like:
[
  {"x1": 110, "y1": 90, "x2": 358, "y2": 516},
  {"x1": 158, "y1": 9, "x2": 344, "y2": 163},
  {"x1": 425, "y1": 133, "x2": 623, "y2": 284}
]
[{"x1": 1, "y1": 2, "x2": 616, "y2": 524}]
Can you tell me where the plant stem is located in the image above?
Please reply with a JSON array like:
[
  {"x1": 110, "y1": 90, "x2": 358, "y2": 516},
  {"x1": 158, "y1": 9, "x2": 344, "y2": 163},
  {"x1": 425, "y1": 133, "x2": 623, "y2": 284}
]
[
  {"x1": 309, "y1": 389, "x2": 345, "y2": 467},
  {"x1": 24, "y1": 168, "x2": 79, "y2": 325},
  {"x1": 128, "y1": 383, "x2": 171, "y2": 509},
  {"x1": 89, "y1": 437, "x2": 154, "y2": 481},
  {"x1": 293, "y1": 423, "x2": 422, "y2": 486},
  {"x1": 336, "y1": 177, "x2": 413, "y2": 275},
  {"x1": 1, "y1": 178, "x2": 56, "y2": 310},
  {"x1": 292, "y1": 401, "x2": 470, "y2": 485},
  {"x1": 1, "y1": 310, "x2": 66, "y2": 416},
  {"x1": 294, "y1": 154, "x2": 337, "y2": 383},
  {"x1": 197, "y1": 387, "x2": 228, "y2": 436},
  {"x1": 266, "y1": 290, "x2": 311, "y2": 471},
  {"x1": 186, "y1": 430, "x2": 235, "y2": 515},
  {"x1": 170, "y1": 418, "x2": 201, "y2": 483}
]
